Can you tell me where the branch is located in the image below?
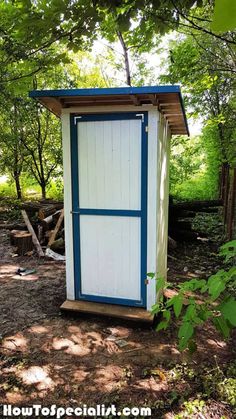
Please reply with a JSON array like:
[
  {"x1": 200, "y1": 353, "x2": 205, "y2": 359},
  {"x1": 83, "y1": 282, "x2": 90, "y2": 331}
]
[
  {"x1": 117, "y1": 31, "x2": 132, "y2": 86},
  {"x1": 170, "y1": 0, "x2": 236, "y2": 46},
  {"x1": 0, "y1": 67, "x2": 43, "y2": 84}
]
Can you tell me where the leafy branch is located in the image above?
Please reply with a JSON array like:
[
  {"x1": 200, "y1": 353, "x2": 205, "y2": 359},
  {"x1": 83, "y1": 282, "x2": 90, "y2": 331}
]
[{"x1": 150, "y1": 240, "x2": 236, "y2": 352}]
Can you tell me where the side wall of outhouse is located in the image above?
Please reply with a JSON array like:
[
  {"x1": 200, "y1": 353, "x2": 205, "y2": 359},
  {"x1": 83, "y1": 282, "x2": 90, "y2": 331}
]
[{"x1": 61, "y1": 105, "x2": 170, "y2": 311}]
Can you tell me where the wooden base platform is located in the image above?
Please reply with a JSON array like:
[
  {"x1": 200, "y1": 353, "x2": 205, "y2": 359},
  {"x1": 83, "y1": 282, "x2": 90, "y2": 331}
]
[{"x1": 60, "y1": 300, "x2": 153, "y2": 323}]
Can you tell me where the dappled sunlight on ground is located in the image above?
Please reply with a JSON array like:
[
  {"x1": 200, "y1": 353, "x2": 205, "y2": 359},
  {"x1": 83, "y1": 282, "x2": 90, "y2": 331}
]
[
  {"x1": 19, "y1": 366, "x2": 55, "y2": 391},
  {"x1": 0, "y1": 228, "x2": 235, "y2": 417},
  {"x1": 2, "y1": 333, "x2": 28, "y2": 352},
  {"x1": 0, "y1": 314, "x2": 235, "y2": 410}
]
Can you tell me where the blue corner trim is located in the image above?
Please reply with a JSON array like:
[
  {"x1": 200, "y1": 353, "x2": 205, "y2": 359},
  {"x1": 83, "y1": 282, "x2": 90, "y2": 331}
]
[
  {"x1": 71, "y1": 111, "x2": 148, "y2": 308},
  {"x1": 29, "y1": 85, "x2": 181, "y2": 98}
]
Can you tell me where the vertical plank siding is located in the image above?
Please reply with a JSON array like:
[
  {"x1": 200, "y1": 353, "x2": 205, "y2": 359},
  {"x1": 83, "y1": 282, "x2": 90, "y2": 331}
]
[{"x1": 78, "y1": 120, "x2": 141, "y2": 210}]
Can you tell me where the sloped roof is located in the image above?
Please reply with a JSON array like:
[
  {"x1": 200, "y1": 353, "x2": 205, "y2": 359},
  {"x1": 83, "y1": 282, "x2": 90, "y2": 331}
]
[{"x1": 29, "y1": 85, "x2": 189, "y2": 135}]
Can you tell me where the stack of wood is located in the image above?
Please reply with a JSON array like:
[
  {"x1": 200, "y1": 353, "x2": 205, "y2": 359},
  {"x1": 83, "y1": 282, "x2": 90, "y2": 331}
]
[
  {"x1": 9, "y1": 200, "x2": 65, "y2": 259},
  {"x1": 169, "y1": 199, "x2": 223, "y2": 242}
]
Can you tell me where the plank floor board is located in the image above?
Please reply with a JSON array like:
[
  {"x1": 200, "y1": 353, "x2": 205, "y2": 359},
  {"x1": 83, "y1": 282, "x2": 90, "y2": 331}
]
[{"x1": 60, "y1": 300, "x2": 153, "y2": 323}]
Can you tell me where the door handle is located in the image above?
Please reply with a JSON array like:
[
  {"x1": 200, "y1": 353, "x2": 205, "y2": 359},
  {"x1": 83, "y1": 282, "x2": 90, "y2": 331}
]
[{"x1": 70, "y1": 210, "x2": 80, "y2": 214}]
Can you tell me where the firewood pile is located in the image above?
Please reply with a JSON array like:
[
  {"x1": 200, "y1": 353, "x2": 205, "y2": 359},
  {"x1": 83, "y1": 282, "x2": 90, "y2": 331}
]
[{"x1": 9, "y1": 200, "x2": 65, "y2": 260}]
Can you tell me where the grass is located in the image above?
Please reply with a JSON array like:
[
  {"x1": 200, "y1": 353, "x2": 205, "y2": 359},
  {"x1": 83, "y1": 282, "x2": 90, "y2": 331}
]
[{"x1": 0, "y1": 177, "x2": 64, "y2": 201}]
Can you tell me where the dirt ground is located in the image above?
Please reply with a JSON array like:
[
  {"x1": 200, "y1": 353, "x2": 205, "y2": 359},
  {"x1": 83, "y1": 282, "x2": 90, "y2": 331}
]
[{"x1": 0, "y1": 221, "x2": 235, "y2": 418}]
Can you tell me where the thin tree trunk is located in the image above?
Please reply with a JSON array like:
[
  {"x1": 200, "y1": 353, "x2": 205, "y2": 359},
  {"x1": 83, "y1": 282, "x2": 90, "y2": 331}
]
[
  {"x1": 41, "y1": 183, "x2": 46, "y2": 200},
  {"x1": 14, "y1": 172, "x2": 22, "y2": 200},
  {"x1": 117, "y1": 31, "x2": 132, "y2": 86}
]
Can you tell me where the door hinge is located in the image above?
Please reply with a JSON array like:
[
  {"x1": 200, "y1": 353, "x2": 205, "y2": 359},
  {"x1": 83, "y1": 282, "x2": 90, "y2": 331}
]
[
  {"x1": 145, "y1": 125, "x2": 148, "y2": 132},
  {"x1": 145, "y1": 279, "x2": 149, "y2": 285}
]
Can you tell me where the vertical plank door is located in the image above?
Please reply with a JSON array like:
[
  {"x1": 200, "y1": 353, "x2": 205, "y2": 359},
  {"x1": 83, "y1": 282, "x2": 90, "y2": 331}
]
[{"x1": 71, "y1": 113, "x2": 147, "y2": 306}]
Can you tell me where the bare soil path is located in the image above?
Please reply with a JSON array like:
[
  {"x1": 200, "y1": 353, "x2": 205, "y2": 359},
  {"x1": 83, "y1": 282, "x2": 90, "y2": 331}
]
[{"x1": 0, "y1": 219, "x2": 235, "y2": 417}]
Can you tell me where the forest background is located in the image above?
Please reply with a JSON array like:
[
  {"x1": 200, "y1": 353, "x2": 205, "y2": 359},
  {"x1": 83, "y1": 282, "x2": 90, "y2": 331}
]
[{"x1": 0, "y1": 0, "x2": 235, "y2": 237}]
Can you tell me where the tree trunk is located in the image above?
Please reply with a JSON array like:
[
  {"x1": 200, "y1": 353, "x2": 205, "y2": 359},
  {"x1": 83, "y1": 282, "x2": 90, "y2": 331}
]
[
  {"x1": 41, "y1": 183, "x2": 46, "y2": 199},
  {"x1": 117, "y1": 31, "x2": 132, "y2": 86},
  {"x1": 14, "y1": 172, "x2": 22, "y2": 200}
]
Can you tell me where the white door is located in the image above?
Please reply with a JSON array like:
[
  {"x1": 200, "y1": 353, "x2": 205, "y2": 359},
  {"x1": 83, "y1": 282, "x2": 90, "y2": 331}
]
[{"x1": 71, "y1": 113, "x2": 147, "y2": 306}]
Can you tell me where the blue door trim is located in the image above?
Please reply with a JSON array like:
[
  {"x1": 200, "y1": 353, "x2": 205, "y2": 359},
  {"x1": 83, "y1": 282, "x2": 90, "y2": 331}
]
[
  {"x1": 70, "y1": 112, "x2": 148, "y2": 307},
  {"x1": 74, "y1": 209, "x2": 142, "y2": 217}
]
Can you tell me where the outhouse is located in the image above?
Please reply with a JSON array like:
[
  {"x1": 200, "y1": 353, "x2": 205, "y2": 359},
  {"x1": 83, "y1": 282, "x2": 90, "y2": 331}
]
[{"x1": 29, "y1": 86, "x2": 189, "y2": 320}]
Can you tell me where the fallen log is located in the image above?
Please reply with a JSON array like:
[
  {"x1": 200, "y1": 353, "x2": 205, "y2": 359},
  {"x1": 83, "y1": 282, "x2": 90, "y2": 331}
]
[
  {"x1": 170, "y1": 199, "x2": 222, "y2": 212},
  {"x1": 21, "y1": 201, "x2": 63, "y2": 219},
  {"x1": 21, "y1": 210, "x2": 44, "y2": 257}
]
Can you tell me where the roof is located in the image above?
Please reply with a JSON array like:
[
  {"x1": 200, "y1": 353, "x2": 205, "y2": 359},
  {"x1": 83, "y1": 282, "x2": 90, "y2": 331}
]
[{"x1": 29, "y1": 85, "x2": 189, "y2": 135}]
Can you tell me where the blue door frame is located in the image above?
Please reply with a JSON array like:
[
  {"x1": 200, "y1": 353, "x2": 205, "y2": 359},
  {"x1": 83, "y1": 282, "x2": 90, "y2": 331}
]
[{"x1": 70, "y1": 112, "x2": 148, "y2": 307}]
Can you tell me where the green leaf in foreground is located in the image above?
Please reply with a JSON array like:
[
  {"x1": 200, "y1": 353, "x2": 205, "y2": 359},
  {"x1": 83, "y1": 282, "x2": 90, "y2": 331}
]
[
  {"x1": 213, "y1": 316, "x2": 230, "y2": 339},
  {"x1": 178, "y1": 322, "x2": 194, "y2": 351},
  {"x1": 220, "y1": 299, "x2": 236, "y2": 326}
]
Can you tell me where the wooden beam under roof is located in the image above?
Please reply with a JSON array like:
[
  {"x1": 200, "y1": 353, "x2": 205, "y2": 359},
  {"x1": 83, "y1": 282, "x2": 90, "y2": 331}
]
[{"x1": 129, "y1": 95, "x2": 141, "y2": 105}]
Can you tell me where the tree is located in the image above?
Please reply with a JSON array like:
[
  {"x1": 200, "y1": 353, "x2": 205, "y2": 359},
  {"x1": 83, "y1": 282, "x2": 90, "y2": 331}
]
[
  {"x1": 0, "y1": 98, "x2": 27, "y2": 199},
  {"x1": 20, "y1": 100, "x2": 62, "y2": 200},
  {"x1": 161, "y1": 31, "x2": 236, "y2": 168}
]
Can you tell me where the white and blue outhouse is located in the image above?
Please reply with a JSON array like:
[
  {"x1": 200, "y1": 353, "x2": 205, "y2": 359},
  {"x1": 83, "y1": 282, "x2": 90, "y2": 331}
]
[{"x1": 29, "y1": 86, "x2": 189, "y2": 320}]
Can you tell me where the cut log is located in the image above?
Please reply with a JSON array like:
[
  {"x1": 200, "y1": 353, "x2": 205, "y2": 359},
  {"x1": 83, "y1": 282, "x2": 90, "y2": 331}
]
[
  {"x1": 41, "y1": 210, "x2": 62, "y2": 230},
  {"x1": 21, "y1": 201, "x2": 63, "y2": 219},
  {"x1": 47, "y1": 209, "x2": 64, "y2": 248},
  {"x1": 10, "y1": 230, "x2": 33, "y2": 255},
  {"x1": 21, "y1": 210, "x2": 44, "y2": 257},
  {"x1": 38, "y1": 204, "x2": 63, "y2": 220}
]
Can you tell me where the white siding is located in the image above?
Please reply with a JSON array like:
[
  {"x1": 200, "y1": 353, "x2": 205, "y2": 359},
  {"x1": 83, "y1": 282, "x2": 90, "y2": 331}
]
[
  {"x1": 61, "y1": 113, "x2": 75, "y2": 300},
  {"x1": 78, "y1": 119, "x2": 141, "y2": 210},
  {"x1": 80, "y1": 215, "x2": 141, "y2": 300}
]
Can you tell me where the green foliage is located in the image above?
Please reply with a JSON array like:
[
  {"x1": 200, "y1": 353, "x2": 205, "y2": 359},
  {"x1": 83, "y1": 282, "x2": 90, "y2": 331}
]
[
  {"x1": 175, "y1": 399, "x2": 205, "y2": 418},
  {"x1": 151, "y1": 241, "x2": 236, "y2": 351},
  {"x1": 170, "y1": 125, "x2": 221, "y2": 201},
  {"x1": 212, "y1": 0, "x2": 236, "y2": 32},
  {"x1": 203, "y1": 362, "x2": 236, "y2": 407},
  {"x1": 219, "y1": 240, "x2": 236, "y2": 262},
  {"x1": 162, "y1": 28, "x2": 236, "y2": 201}
]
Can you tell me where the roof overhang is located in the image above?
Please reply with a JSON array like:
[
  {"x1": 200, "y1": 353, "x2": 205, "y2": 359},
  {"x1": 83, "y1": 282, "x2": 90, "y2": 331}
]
[{"x1": 29, "y1": 85, "x2": 189, "y2": 136}]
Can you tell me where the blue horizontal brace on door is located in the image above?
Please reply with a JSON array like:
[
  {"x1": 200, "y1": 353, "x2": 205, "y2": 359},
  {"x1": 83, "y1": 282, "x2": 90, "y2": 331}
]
[
  {"x1": 78, "y1": 293, "x2": 144, "y2": 307},
  {"x1": 73, "y1": 112, "x2": 144, "y2": 123},
  {"x1": 77, "y1": 209, "x2": 142, "y2": 217}
]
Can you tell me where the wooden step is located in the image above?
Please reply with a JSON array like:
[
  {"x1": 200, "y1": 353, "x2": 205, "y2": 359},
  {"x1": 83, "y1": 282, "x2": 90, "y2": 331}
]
[{"x1": 60, "y1": 300, "x2": 153, "y2": 323}]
